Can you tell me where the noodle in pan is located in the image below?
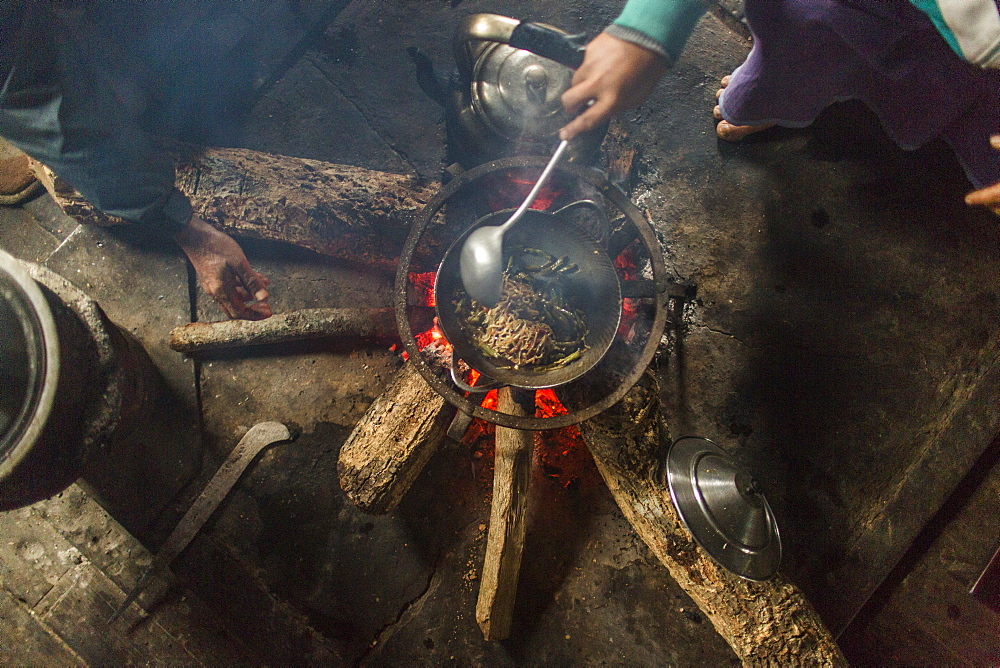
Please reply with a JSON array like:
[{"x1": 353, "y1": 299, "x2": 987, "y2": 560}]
[{"x1": 453, "y1": 248, "x2": 590, "y2": 371}]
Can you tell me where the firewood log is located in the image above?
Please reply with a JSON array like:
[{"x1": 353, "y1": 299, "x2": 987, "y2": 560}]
[
  {"x1": 168, "y1": 307, "x2": 399, "y2": 353},
  {"x1": 574, "y1": 373, "x2": 846, "y2": 666},
  {"x1": 337, "y1": 345, "x2": 456, "y2": 514},
  {"x1": 35, "y1": 142, "x2": 438, "y2": 269},
  {"x1": 476, "y1": 387, "x2": 535, "y2": 641}
]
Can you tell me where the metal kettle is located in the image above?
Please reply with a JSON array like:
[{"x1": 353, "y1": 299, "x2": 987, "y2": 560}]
[{"x1": 447, "y1": 14, "x2": 608, "y2": 167}]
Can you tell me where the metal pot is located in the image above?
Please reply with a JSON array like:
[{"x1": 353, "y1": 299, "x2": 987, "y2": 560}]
[
  {"x1": 0, "y1": 251, "x2": 61, "y2": 494},
  {"x1": 435, "y1": 201, "x2": 621, "y2": 390},
  {"x1": 448, "y1": 14, "x2": 607, "y2": 167},
  {"x1": 0, "y1": 251, "x2": 154, "y2": 510}
]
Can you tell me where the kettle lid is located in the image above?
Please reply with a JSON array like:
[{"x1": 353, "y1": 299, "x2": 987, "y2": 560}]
[{"x1": 471, "y1": 42, "x2": 573, "y2": 144}]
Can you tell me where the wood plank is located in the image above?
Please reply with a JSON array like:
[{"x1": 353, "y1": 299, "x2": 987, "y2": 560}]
[
  {"x1": 29, "y1": 485, "x2": 255, "y2": 665},
  {"x1": 0, "y1": 486, "x2": 256, "y2": 665},
  {"x1": 476, "y1": 388, "x2": 535, "y2": 641},
  {"x1": 0, "y1": 498, "x2": 195, "y2": 664},
  {"x1": 28, "y1": 486, "x2": 154, "y2": 588},
  {"x1": 36, "y1": 561, "x2": 200, "y2": 666},
  {"x1": 0, "y1": 589, "x2": 84, "y2": 666},
  {"x1": 0, "y1": 507, "x2": 79, "y2": 609}
]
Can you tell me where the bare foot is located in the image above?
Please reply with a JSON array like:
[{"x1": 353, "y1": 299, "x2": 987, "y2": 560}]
[{"x1": 713, "y1": 75, "x2": 774, "y2": 142}]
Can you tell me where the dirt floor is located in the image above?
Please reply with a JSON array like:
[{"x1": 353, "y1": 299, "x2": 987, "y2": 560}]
[{"x1": 1, "y1": 0, "x2": 999, "y2": 665}]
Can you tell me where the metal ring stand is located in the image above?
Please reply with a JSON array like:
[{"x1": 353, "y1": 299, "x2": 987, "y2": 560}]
[{"x1": 394, "y1": 156, "x2": 670, "y2": 430}]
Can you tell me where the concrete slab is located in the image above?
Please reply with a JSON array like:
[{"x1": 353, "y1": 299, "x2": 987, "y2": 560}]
[
  {"x1": 0, "y1": 486, "x2": 254, "y2": 665},
  {"x1": 641, "y1": 12, "x2": 1000, "y2": 633},
  {"x1": 41, "y1": 223, "x2": 202, "y2": 542}
]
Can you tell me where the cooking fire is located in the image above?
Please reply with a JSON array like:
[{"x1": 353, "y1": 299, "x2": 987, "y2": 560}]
[{"x1": 2, "y1": 0, "x2": 989, "y2": 664}]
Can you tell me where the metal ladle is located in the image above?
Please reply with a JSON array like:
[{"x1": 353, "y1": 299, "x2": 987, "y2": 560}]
[{"x1": 459, "y1": 138, "x2": 569, "y2": 306}]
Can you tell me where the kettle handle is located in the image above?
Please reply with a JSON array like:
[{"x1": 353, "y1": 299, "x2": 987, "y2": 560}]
[
  {"x1": 509, "y1": 22, "x2": 586, "y2": 69},
  {"x1": 454, "y1": 14, "x2": 586, "y2": 78}
]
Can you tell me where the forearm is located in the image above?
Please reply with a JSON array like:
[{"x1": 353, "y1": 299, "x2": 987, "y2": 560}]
[{"x1": 608, "y1": 0, "x2": 710, "y2": 64}]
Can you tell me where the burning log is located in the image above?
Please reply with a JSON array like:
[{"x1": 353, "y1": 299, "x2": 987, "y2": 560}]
[
  {"x1": 337, "y1": 344, "x2": 457, "y2": 514},
  {"x1": 575, "y1": 373, "x2": 846, "y2": 665},
  {"x1": 31, "y1": 143, "x2": 438, "y2": 269},
  {"x1": 476, "y1": 387, "x2": 535, "y2": 641},
  {"x1": 168, "y1": 307, "x2": 399, "y2": 353}
]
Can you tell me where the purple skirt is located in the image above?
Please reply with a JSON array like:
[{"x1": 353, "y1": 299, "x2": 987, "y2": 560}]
[{"x1": 717, "y1": 0, "x2": 1000, "y2": 188}]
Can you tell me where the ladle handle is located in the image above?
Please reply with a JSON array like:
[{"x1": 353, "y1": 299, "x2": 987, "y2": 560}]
[{"x1": 499, "y1": 139, "x2": 570, "y2": 234}]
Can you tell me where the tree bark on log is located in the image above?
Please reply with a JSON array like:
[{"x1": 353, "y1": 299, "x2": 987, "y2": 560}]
[
  {"x1": 476, "y1": 387, "x2": 535, "y2": 641},
  {"x1": 576, "y1": 373, "x2": 846, "y2": 666},
  {"x1": 33, "y1": 143, "x2": 438, "y2": 269},
  {"x1": 337, "y1": 349, "x2": 456, "y2": 515},
  {"x1": 168, "y1": 307, "x2": 399, "y2": 353}
]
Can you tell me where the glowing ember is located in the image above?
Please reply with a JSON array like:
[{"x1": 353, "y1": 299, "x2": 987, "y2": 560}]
[
  {"x1": 414, "y1": 321, "x2": 447, "y2": 350},
  {"x1": 535, "y1": 388, "x2": 568, "y2": 417},
  {"x1": 481, "y1": 389, "x2": 499, "y2": 410},
  {"x1": 485, "y1": 169, "x2": 559, "y2": 212},
  {"x1": 409, "y1": 271, "x2": 437, "y2": 308},
  {"x1": 614, "y1": 241, "x2": 641, "y2": 280},
  {"x1": 614, "y1": 242, "x2": 643, "y2": 340}
]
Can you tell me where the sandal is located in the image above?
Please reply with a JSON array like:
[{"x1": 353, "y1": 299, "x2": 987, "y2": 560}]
[{"x1": 0, "y1": 153, "x2": 43, "y2": 206}]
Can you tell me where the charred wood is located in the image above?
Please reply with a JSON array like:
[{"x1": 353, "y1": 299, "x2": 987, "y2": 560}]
[{"x1": 32, "y1": 143, "x2": 439, "y2": 269}]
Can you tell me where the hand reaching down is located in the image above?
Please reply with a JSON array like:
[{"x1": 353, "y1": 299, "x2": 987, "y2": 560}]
[
  {"x1": 559, "y1": 32, "x2": 669, "y2": 141},
  {"x1": 175, "y1": 215, "x2": 272, "y2": 320},
  {"x1": 964, "y1": 135, "x2": 1000, "y2": 216}
]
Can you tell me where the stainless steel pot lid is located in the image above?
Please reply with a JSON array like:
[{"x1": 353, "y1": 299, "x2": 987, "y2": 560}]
[{"x1": 665, "y1": 436, "x2": 781, "y2": 581}]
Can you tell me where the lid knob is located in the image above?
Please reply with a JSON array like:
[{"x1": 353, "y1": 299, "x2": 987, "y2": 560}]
[{"x1": 524, "y1": 65, "x2": 549, "y2": 104}]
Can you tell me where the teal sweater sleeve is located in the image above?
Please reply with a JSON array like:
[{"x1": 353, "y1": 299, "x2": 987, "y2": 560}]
[{"x1": 608, "y1": 0, "x2": 709, "y2": 64}]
